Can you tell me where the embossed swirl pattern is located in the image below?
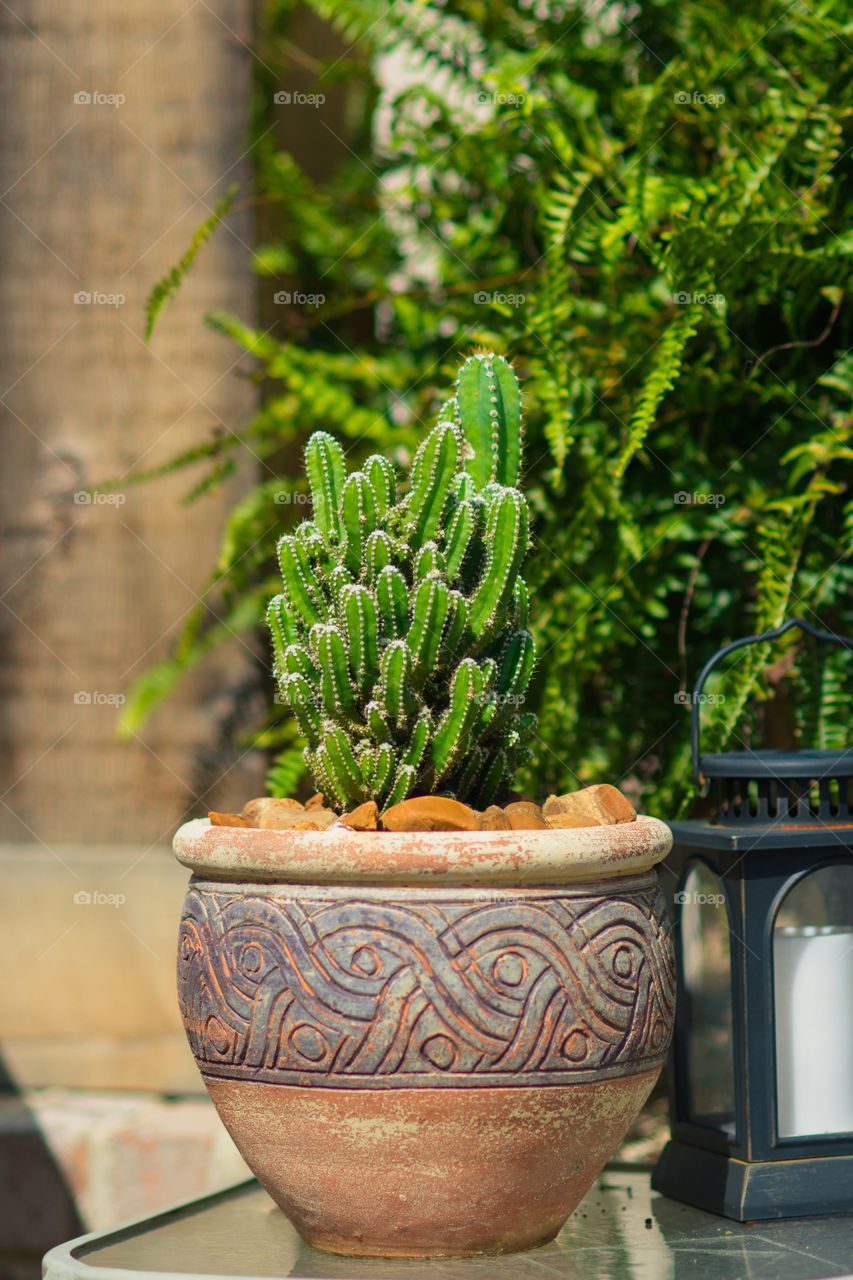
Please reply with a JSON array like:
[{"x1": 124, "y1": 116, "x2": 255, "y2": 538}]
[{"x1": 178, "y1": 881, "x2": 675, "y2": 1087}]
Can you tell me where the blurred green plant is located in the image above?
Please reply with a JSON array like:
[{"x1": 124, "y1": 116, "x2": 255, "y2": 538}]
[{"x1": 124, "y1": 0, "x2": 853, "y2": 815}]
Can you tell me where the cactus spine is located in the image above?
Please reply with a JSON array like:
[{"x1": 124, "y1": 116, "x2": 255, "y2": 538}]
[{"x1": 269, "y1": 352, "x2": 537, "y2": 809}]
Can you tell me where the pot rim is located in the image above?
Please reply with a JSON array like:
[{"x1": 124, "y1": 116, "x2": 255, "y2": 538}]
[{"x1": 173, "y1": 814, "x2": 672, "y2": 886}]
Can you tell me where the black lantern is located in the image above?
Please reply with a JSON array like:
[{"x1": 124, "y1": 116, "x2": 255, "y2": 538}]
[{"x1": 653, "y1": 617, "x2": 853, "y2": 1220}]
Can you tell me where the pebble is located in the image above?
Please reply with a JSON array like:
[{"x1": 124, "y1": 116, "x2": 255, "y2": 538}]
[
  {"x1": 545, "y1": 812, "x2": 600, "y2": 829},
  {"x1": 505, "y1": 800, "x2": 542, "y2": 818},
  {"x1": 243, "y1": 798, "x2": 337, "y2": 830},
  {"x1": 542, "y1": 784, "x2": 636, "y2": 825},
  {"x1": 290, "y1": 807, "x2": 339, "y2": 830},
  {"x1": 233, "y1": 786, "x2": 636, "y2": 836},
  {"x1": 340, "y1": 800, "x2": 380, "y2": 830},
  {"x1": 479, "y1": 805, "x2": 511, "y2": 831},
  {"x1": 382, "y1": 796, "x2": 481, "y2": 832},
  {"x1": 504, "y1": 801, "x2": 549, "y2": 830},
  {"x1": 208, "y1": 811, "x2": 249, "y2": 828},
  {"x1": 242, "y1": 796, "x2": 303, "y2": 825}
]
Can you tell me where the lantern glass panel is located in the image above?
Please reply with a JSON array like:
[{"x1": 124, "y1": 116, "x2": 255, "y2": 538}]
[
  {"x1": 774, "y1": 864, "x2": 853, "y2": 1139},
  {"x1": 681, "y1": 862, "x2": 736, "y2": 1135}
]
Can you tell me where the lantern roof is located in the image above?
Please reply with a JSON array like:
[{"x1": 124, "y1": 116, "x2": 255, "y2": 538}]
[{"x1": 700, "y1": 748, "x2": 853, "y2": 780}]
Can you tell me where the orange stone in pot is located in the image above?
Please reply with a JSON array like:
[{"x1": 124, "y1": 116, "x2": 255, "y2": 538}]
[
  {"x1": 543, "y1": 783, "x2": 636, "y2": 825},
  {"x1": 479, "y1": 805, "x2": 511, "y2": 831},
  {"x1": 546, "y1": 812, "x2": 600, "y2": 829},
  {"x1": 208, "y1": 811, "x2": 248, "y2": 828},
  {"x1": 504, "y1": 801, "x2": 549, "y2": 830},
  {"x1": 382, "y1": 796, "x2": 480, "y2": 832},
  {"x1": 340, "y1": 800, "x2": 380, "y2": 830},
  {"x1": 242, "y1": 796, "x2": 304, "y2": 825}
]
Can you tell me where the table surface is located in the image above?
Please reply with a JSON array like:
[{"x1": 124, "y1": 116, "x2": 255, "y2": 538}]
[{"x1": 42, "y1": 1169, "x2": 853, "y2": 1280}]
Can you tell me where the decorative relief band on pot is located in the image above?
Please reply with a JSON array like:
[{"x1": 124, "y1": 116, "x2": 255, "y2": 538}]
[{"x1": 178, "y1": 877, "x2": 675, "y2": 1088}]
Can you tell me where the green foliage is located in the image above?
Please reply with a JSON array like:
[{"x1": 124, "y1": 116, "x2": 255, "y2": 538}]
[
  {"x1": 130, "y1": 0, "x2": 853, "y2": 813},
  {"x1": 269, "y1": 354, "x2": 536, "y2": 809}
]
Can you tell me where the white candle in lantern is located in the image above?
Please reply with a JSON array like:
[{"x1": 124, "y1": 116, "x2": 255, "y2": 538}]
[{"x1": 774, "y1": 925, "x2": 853, "y2": 1138}]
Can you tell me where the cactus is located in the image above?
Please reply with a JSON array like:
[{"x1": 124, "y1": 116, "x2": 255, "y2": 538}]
[{"x1": 269, "y1": 351, "x2": 537, "y2": 810}]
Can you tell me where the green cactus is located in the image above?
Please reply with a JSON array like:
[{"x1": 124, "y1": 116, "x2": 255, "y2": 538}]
[
  {"x1": 269, "y1": 351, "x2": 537, "y2": 810},
  {"x1": 455, "y1": 350, "x2": 523, "y2": 489}
]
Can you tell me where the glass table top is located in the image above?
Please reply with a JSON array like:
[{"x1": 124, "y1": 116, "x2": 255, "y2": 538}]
[{"x1": 44, "y1": 1169, "x2": 853, "y2": 1280}]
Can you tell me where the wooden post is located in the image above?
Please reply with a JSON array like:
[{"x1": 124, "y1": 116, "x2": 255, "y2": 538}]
[{"x1": 0, "y1": 1, "x2": 263, "y2": 844}]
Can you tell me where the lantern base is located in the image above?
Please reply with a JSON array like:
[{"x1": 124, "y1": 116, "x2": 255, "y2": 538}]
[{"x1": 653, "y1": 1140, "x2": 853, "y2": 1221}]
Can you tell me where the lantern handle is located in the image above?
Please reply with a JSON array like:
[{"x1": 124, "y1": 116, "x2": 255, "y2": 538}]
[{"x1": 691, "y1": 617, "x2": 853, "y2": 790}]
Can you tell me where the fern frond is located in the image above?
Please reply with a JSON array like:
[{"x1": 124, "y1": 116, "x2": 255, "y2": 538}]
[
  {"x1": 266, "y1": 721, "x2": 308, "y2": 797},
  {"x1": 700, "y1": 480, "x2": 827, "y2": 760},
  {"x1": 616, "y1": 310, "x2": 698, "y2": 478},
  {"x1": 118, "y1": 590, "x2": 265, "y2": 738},
  {"x1": 145, "y1": 185, "x2": 238, "y2": 341},
  {"x1": 307, "y1": 0, "x2": 486, "y2": 82},
  {"x1": 527, "y1": 171, "x2": 595, "y2": 469}
]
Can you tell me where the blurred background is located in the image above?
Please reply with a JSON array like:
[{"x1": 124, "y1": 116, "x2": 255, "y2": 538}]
[{"x1": 1, "y1": 0, "x2": 851, "y2": 1272}]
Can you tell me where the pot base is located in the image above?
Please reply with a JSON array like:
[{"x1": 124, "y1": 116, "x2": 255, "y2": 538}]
[{"x1": 204, "y1": 1071, "x2": 658, "y2": 1258}]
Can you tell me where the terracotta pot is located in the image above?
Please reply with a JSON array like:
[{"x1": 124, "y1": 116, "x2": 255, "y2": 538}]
[{"x1": 173, "y1": 815, "x2": 674, "y2": 1258}]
